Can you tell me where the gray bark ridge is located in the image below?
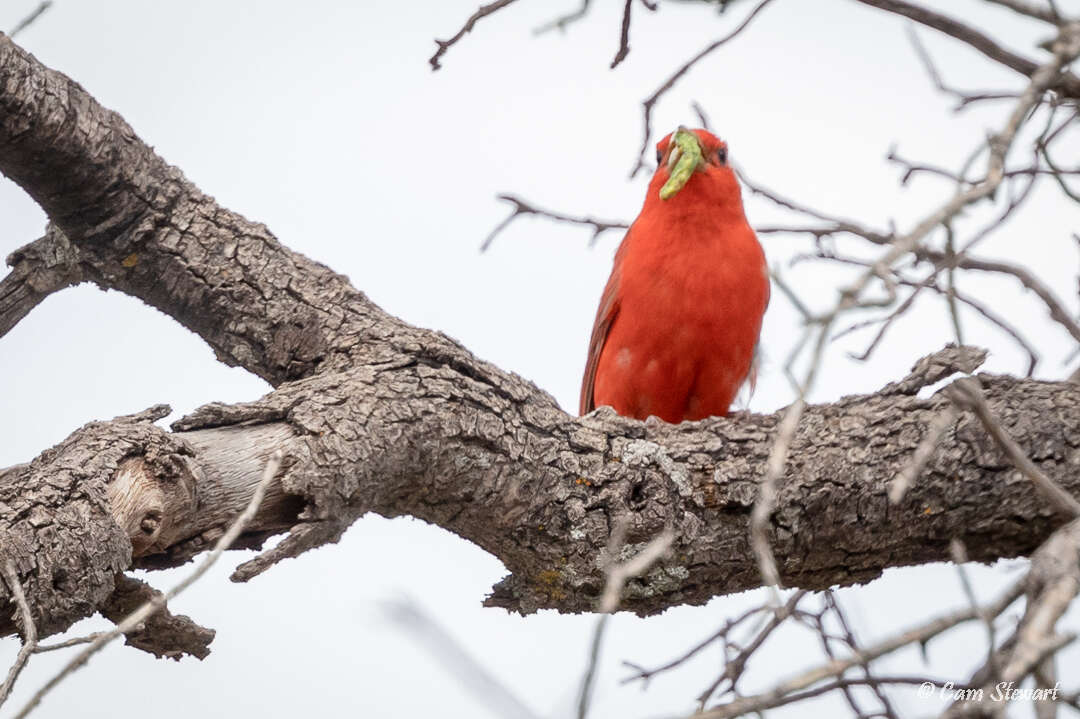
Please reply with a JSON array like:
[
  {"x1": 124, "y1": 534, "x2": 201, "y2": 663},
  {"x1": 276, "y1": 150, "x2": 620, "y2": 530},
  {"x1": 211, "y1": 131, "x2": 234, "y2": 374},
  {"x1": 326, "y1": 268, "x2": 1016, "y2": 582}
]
[{"x1": 1, "y1": 33, "x2": 1079, "y2": 655}]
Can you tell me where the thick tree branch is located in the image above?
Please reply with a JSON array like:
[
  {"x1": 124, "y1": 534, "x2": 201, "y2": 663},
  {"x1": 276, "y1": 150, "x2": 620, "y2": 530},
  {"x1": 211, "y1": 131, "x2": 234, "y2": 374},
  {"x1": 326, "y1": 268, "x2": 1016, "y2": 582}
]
[
  {"x1": 0, "y1": 224, "x2": 82, "y2": 337},
  {"x1": 0, "y1": 34, "x2": 434, "y2": 386},
  {"x1": 429, "y1": 0, "x2": 522, "y2": 71},
  {"x1": 4, "y1": 342, "x2": 1080, "y2": 651},
  {"x1": 2, "y1": 28, "x2": 1080, "y2": 666}
]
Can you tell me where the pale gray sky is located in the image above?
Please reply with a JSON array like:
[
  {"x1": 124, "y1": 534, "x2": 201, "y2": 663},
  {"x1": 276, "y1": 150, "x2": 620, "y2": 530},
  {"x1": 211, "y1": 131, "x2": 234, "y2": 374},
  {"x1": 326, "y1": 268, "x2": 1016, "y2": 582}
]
[{"x1": 1, "y1": 1, "x2": 1078, "y2": 717}]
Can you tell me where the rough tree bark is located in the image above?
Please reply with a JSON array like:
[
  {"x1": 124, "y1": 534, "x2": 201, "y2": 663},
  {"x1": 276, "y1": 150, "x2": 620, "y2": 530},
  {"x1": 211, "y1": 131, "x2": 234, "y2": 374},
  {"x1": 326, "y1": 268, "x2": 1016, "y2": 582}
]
[{"x1": 1, "y1": 32, "x2": 1078, "y2": 659}]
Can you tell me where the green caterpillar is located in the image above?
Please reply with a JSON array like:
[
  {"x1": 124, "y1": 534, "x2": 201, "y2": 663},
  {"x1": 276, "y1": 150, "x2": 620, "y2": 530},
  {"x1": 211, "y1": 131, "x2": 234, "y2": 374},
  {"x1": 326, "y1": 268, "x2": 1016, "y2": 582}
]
[{"x1": 659, "y1": 128, "x2": 704, "y2": 200}]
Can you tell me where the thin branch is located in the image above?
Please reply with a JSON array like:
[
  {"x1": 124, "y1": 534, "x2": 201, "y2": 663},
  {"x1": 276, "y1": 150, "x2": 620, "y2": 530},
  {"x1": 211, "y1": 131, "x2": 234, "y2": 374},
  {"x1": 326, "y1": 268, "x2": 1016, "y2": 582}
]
[
  {"x1": 741, "y1": 171, "x2": 895, "y2": 245},
  {"x1": 890, "y1": 405, "x2": 960, "y2": 503},
  {"x1": 430, "y1": 0, "x2": 522, "y2": 71},
  {"x1": 481, "y1": 194, "x2": 628, "y2": 251},
  {"x1": 382, "y1": 597, "x2": 542, "y2": 719},
  {"x1": 823, "y1": 592, "x2": 901, "y2": 719},
  {"x1": 856, "y1": 23, "x2": 1080, "y2": 288},
  {"x1": 942, "y1": 636, "x2": 1074, "y2": 717},
  {"x1": 0, "y1": 562, "x2": 37, "y2": 709},
  {"x1": 694, "y1": 577, "x2": 1025, "y2": 718},
  {"x1": 0, "y1": 226, "x2": 83, "y2": 341},
  {"x1": 941, "y1": 285, "x2": 1040, "y2": 376},
  {"x1": 699, "y1": 676, "x2": 976, "y2": 718},
  {"x1": 949, "y1": 540, "x2": 1000, "y2": 685},
  {"x1": 844, "y1": 282, "x2": 926, "y2": 362},
  {"x1": 621, "y1": 602, "x2": 772, "y2": 686},
  {"x1": 12, "y1": 450, "x2": 284, "y2": 719},
  {"x1": 751, "y1": 323, "x2": 831, "y2": 592},
  {"x1": 888, "y1": 145, "x2": 967, "y2": 185},
  {"x1": 8, "y1": 1, "x2": 51, "y2": 39},
  {"x1": 906, "y1": 26, "x2": 1022, "y2": 112},
  {"x1": 811, "y1": 22, "x2": 1080, "y2": 388},
  {"x1": 1040, "y1": 141, "x2": 1080, "y2": 203},
  {"x1": 944, "y1": 226, "x2": 964, "y2": 345},
  {"x1": 578, "y1": 526, "x2": 674, "y2": 719},
  {"x1": 982, "y1": 0, "x2": 1060, "y2": 24},
  {"x1": 853, "y1": 0, "x2": 1080, "y2": 99},
  {"x1": 598, "y1": 531, "x2": 674, "y2": 615},
  {"x1": 954, "y1": 167, "x2": 1040, "y2": 256},
  {"x1": 696, "y1": 591, "x2": 808, "y2": 705},
  {"x1": 690, "y1": 101, "x2": 711, "y2": 130},
  {"x1": 629, "y1": 0, "x2": 776, "y2": 177},
  {"x1": 929, "y1": 252, "x2": 1080, "y2": 347},
  {"x1": 611, "y1": 0, "x2": 634, "y2": 68},
  {"x1": 945, "y1": 377, "x2": 1080, "y2": 517},
  {"x1": 534, "y1": 0, "x2": 591, "y2": 34},
  {"x1": 31, "y1": 634, "x2": 108, "y2": 653},
  {"x1": 842, "y1": 261, "x2": 1041, "y2": 374},
  {"x1": 790, "y1": 246, "x2": 1043, "y2": 375}
]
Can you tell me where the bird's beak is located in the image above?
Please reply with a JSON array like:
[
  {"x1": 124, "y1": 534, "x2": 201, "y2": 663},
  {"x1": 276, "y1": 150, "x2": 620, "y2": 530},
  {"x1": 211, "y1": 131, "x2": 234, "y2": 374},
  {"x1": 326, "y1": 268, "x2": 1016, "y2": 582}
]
[{"x1": 660, "y1": 127, "x2": 705, "y2": 200}]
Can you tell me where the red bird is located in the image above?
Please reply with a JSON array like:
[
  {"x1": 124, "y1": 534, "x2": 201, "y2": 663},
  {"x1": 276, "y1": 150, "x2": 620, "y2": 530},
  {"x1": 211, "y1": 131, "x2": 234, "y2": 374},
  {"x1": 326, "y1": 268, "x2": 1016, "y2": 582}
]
[{"x1": 580, "y1": 127, "x2": 769, "y2": 423}]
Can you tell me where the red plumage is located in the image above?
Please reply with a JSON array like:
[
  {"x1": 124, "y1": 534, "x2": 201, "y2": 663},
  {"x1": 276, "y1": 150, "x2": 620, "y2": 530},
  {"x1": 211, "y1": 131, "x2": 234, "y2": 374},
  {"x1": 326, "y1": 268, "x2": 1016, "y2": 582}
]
[{"x1": 580, "y1": 128, "x2": 769, "y2": 423}]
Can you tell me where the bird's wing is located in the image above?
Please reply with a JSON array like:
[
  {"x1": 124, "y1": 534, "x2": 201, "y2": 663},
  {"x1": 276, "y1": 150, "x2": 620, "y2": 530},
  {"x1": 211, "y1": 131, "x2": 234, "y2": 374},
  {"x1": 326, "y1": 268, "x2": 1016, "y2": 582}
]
[{"x1": 579, "y1": 234, "x2": 629, "y2": 415}]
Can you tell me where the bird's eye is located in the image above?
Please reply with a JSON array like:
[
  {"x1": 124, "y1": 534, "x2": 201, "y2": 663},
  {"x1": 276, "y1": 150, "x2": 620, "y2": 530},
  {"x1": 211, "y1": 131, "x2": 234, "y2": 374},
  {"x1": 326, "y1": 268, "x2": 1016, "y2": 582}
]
[
  {"x1": 715, "y1": 147, "x2": 728, "y2": 164},
  {"x1": 656, "y1": 147, "x2": 663, "y2": 164}
]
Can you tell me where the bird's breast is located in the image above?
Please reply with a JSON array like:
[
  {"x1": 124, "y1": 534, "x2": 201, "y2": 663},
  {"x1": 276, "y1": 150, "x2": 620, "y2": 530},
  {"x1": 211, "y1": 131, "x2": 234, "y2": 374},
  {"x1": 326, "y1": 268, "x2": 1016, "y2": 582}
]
[{"x1": 596, "y1": 206, "x2": 769, "y2": 421}]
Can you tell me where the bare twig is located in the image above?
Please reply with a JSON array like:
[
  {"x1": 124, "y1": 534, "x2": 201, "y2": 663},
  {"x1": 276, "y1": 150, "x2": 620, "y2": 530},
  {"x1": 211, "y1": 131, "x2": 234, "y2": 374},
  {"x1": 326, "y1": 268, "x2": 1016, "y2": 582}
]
[
  {"x1": 906, "y1": 26, "x2": 1022, "y2": 112},
  {"x1": 769, "y1": 267, "x2": 816, "y2": 324},
  {"x1": 695, "y1": 577, "x2": 1025, "y2": 718},
  {"x1": 629, "y1": 0, "x2": 776, "y2": 177},
  {"x1": 430, "y1": 0, "x2": 522, "y2": 70},
  {"x1": 844, "y1": 282, "x2": 925, "y2": 362},
  {"x1": 853, "y1": 0, "x2": 1080, "y2": 99},
  {"x1": 0, "y1": 562, "x2": 37, "y2": 708},
  {"x1": 945, "y1": 377, "x2": 1080, "y2": 517},
  {"x1": 12, "y1": 450, "x2": 284, "y2": 719},
  {"x1": 31, "y1": 634, "x2": 108, "y2": 653},
  {"x1": 789, "y1": 22, "x2": 1080, "y2": 405},
  {"x1": 944, "y1": 226, "x2": 964, "y2": 345},
  {"x1": 929, "y1": 252, "x2": 1080, "y2": 347},
  {"x1": 611, "y1": 0, "x2": 634, "y2": 68},
  {"x1": 534, "y1": 0, "x2": 591, "y2": 34},
  {"x1": 790, "y1": 244, "x2": 1043, "y2": 374},
  {"x1": 851, "y1": 24, "x2": 1080, "y2": 302},
  {"x1": 696, "y1": 591, "x2": 808, "y2": 706},
  {"x1": 943, "y1": 636, "x2": 1074, "y2": 717},
  {"x1": 890, "y1": 405, "x2": 960, "y2": 503},
  {"x1": 690, "y1": 101, "x2": 711, "y2": 130},
  {"x1": 700, "y1": 676, "x2": 976, "y2": 718},
  {"x1": 578, "y1": 525, "x2": 674, "y2": 719},
  {"x1": 889, "y1": 144, "x2": 967, "y2": 184},
  {"x1": 621, "y1": 602, "x2": 772, "y2": 686},
  {"x1": 822, "y1": 592, "x2": 901, "y2": 719},
  {"x1": 940, "y1": 285, "x2": 1040, "y2": 376},
  {"x1": 1039, "y1": 140, "x2": 1080, "y2": 203},
  {"x1": 954, "y1": 168, "x2": 1040, "y2": 256},
  {"x1": 949, "y1": 540, "x2": 1000, "y2": 684},
  {"x1": 481, "y1": 193, "x2": 628, "y2": 251},
  {"x1": 598, "y1": 531, "x2": 674, "y2": 615},
  {"x1": 751, "y1": 397, "x2": 801, "y2": 590},
  {"x1": 8, "y1": 1, "x2": 52, "y2": 38},
  {"x1": 752, "y1": 309, "x2": 837, "y2": 592},
  {"x1": 741, "y1": 171, "x2": 895, "y2": 245},
  {"x1": 382, "y1": 597, "x2": 542, "y2": 719}
]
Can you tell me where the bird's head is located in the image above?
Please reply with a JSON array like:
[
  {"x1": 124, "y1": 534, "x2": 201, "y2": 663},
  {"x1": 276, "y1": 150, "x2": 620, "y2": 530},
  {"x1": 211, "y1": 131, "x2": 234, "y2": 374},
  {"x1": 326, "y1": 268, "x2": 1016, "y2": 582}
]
[{"x1": 651, "y1": 127, "x2": 736, "y2": 203}]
